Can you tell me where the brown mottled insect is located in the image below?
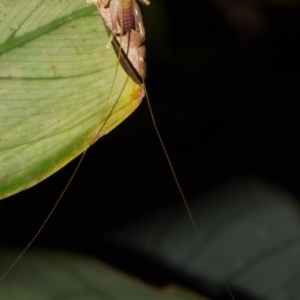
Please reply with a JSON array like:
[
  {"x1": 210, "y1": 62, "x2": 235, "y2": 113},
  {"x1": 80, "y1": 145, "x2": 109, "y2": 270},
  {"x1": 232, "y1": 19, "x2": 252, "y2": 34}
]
[
  {"x1": 0, "y1": 2, "x2": 236, "y2": 299},
  {"x1": 88, "y1": 0, "x2": 149, "y2": 83}
]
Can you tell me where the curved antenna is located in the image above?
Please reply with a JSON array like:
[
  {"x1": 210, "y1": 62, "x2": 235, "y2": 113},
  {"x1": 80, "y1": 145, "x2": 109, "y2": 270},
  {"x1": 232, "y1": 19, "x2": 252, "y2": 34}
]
[
  {"x1": 0, "y1": 1, "x2": 128, "y2": 282},
  {"x1": 131, "y1": 2, "x2": 236, "y2": 300}
]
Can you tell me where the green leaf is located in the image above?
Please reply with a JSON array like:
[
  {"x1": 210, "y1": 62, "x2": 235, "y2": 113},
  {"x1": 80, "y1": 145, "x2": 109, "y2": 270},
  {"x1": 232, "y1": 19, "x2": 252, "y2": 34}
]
[
  {"x1": 0, "y1": 0, "x2": 143, "y2": 199},
  {"x1": 0, "y1": 248, "x2": 210, "y2": 300}
]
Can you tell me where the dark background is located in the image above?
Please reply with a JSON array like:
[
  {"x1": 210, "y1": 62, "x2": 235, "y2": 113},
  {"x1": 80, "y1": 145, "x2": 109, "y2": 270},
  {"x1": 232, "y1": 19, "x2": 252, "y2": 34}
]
[{"x1": 1, "y1": 1, "x2": 300, "y2": 299}]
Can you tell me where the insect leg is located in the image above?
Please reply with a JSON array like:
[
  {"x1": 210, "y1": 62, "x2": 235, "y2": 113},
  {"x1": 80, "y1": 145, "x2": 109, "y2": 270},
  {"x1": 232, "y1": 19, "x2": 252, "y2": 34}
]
[
  {"x1": 132, "y1": 0, "x2": 145, "y2": 38},
  {"x1": 138, "y1": 0, "x2": 150, "y2": 6},
  {"x1": 109, "y1": 0, "x2": 119, "y2": 36}
]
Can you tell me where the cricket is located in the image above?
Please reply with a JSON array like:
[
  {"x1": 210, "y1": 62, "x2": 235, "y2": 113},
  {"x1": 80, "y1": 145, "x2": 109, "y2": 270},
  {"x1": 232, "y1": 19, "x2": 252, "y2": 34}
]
[
  {"x1": 0, "y1": 1, "x2": 237, "y2": 299},
  {"x1": 1, "y1": 1, "x2": 295, "y2": 299}
]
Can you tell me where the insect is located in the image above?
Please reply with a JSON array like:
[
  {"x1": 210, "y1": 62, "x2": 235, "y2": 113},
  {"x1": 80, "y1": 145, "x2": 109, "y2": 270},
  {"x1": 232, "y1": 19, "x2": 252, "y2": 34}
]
[
  {"x1": 88, "y1": 0, "x2": 149, "y2": 82},
  {"x1": 0, "y1": 1, "x2": 237, "y2": 299}
]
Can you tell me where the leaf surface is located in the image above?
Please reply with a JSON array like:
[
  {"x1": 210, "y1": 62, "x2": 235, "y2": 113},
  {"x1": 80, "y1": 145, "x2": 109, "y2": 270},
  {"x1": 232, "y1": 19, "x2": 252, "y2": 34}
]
[
  {"x1": 0, "y1": 249, "x2": 210, "y2": 300},
  {"x1": 0, "y1": 0, "x2": 143, "y2": 199}
]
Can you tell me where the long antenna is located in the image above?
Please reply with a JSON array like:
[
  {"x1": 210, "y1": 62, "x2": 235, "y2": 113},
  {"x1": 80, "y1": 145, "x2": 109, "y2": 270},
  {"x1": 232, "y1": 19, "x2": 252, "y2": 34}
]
[
  {"x1": 142, "y1": 84, "x2": 236, "y2": 300},
  {"x1": 0, "y1": 151, "x2": 87, "y2": 281},
  {"x1": 132, "y1": 3, "x2": 235, "y2": 299},
  {"x1": 0, "y1": 2, "x2": 124, "y2": 282},
  {"x1": 145, "y1": 88, "x2": 235, "y2": 300}
]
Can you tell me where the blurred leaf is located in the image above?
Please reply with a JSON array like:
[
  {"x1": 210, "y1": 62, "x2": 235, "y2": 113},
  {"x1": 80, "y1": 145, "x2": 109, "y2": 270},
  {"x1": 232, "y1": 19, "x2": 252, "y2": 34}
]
[
  {"x1": 0, "y1": 0, "x2": 143, "y2": 199},
  {"x1": 0, "y1": 248, "x2": 210, "y2": 300},
  {"x1": 104, "y1": 178, "x2": 300, "y2": 299}
]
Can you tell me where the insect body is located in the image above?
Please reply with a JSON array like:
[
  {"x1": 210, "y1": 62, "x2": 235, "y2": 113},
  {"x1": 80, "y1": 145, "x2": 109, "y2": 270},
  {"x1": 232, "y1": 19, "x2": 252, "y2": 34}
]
[
  {"x1": 88, "y1": 0, "x2": 149, "y2": 82},
  {"x1": 89, "y1": 0, "x2": 149, "y2": 37},
  {"x1": 109, "y1": 0, "x2": 149, "y2": 37}
]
